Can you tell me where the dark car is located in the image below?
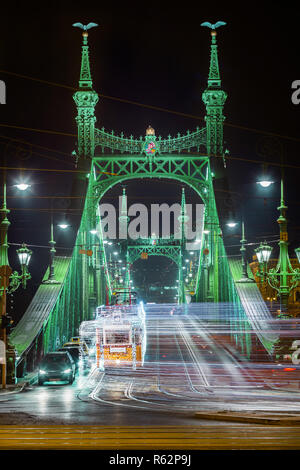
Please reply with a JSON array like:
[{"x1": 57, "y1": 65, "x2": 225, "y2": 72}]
[
  {"x1": 58, "y1": 346, "x2": 80, "y2": 370},
  {"x1": 58, "y1": 342, "x2": 89, "y2": 370},
  {"x1": 38, "y1": 351, "x2": 76, "y2": 385}
]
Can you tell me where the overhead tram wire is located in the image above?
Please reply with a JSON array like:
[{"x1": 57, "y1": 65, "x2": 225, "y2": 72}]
[
  {"x1": 0, "y1": 166, "x2": 117, "y2": 176},
  {"x1": 0, "y1": 123, "x2": 74, "y2": 138},
  {"x1": 1, "y1": 144, "x2": 300, "y2": 172},
  {"x1": 1, "y1": 69, "x2": 300, "y2": 144},
  {"x1": 0, "y1": 165, "x2": 86, "y2": 175},
  {"x1": 0, "y1": 145, "x2": 73, "y2": 167},
  {"x1": 7, "y1": 194, "x2": 300, "y2": 204},
  {"x1": 8, "y1": 237, "x2": 282, "y2": 251},
  {"x1": 0, "y1": 78, "x2": 299, "y2": 169},
  {"x1": 3, "y1": 176, "x2": 300, "y2": 208},
  {"x1": 0, "y1": 133, "x2": 75, "y2": 165}
]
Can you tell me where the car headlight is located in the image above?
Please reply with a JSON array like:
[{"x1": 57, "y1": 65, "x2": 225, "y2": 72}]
[
  {"x1": 63, "y1": 368, "x2": 71, "y2": 374},
  {"x1": 39, "y1": 369, "x2": 46, "y2": 374}
]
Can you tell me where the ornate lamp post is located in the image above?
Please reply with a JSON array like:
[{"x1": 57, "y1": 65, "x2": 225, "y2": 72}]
[
  {"x1": 0, "y1": 182, "x2": 32, "y2": 388},
  {"x1": 42, "y1": 215, "x2": 63, "y2": 285},
  {"x1": 226, "y1": 218, "x2": 254, "y2": 283},
  {"x1": 236, "y1": 221, "x2": 254, "y2": 283},
  {"x1": 8, "y1": 244, "x2": 32, "y2": 291},
  {"x1": 254, "y1": 180, "x2": 300, "y2": 312}
]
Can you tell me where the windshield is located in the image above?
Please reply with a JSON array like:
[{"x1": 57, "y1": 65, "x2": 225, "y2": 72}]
[
  {"x1": 42, "y1": 355, "x2": 69, "y2": 365},
  {"x1": 63, "y1": 348, "x2": 79, "y2": 359},
  {"x1": 105, "y1": 331, "x2": 130, "y2": 344}
]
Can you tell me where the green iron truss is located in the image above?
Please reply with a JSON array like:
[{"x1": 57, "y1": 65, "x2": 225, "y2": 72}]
[{"x1": 127, "y1": 240, "x2": 182, "y2": 266}]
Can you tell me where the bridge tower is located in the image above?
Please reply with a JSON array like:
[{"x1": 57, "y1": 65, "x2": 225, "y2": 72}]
[
  {"x1": 200, "y1": 26, "x2": 227, "y2": 302},
  {"x1": 73, "y1": 28, "x2": 99, "y2": 160},
  {"x1": 202, "y1": 27, "x2": 227, "y2": 159}
]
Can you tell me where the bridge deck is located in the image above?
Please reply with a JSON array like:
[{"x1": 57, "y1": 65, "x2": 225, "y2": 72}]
[
  {"x1": 9, "y1": 256, "x2": 71, "y2": 359},
  {"x1": 228, "y1": 257, "x2": 278, "y2": 352}
]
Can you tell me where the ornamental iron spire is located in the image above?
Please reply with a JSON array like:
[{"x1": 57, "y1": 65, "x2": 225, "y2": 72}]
[
  {"x1": 119, "y1": 187, "x2": 129, "y2": 240},
  {"x1": 73, "y1": 22, "x2": 99, "y2": 159},
  {"x1": 73, "y1": 23, "x2": 98, "y2": 89},
  {"x1": 178, "y1": 187, "x2": 189, "y2": 303},
  {"x1": 201, "y1": 21, "x2": 227, "y2": 157},
  {"x1": 179, "y1": 187, "x2": 189, "y2": 245},
  {"x1": 47, "y1": 215, "x2": 56, "y2": 281},
  {"x1": 79, "y1": 32, "x2": 93, "y2": 89}
]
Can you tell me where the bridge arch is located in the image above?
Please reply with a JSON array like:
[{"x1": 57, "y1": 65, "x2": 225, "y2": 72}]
[{"x1": 91, "y1": 168, "x2": 210, "y2": 208}]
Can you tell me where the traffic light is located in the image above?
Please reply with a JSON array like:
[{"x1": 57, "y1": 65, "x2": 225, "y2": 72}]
[{"x1": 1, "y1": 315, "x2": 13, "y2": 330}]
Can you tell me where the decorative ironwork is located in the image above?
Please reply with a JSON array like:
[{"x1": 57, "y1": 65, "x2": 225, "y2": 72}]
[{"x1": 94, "y1": 126, "x2": 207, "y2": 154}]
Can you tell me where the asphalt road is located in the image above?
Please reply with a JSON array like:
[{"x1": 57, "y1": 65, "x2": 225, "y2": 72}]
[{"x1": 1, "y1": 310, "x2": 300, "y2": 449}]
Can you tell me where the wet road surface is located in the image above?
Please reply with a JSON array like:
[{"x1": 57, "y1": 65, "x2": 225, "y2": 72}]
[{"x1": 1, "y1": 310, "x2": 300, "y2": 448}]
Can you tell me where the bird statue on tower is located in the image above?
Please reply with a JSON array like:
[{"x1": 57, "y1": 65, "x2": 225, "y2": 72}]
[
  {"x1": 201, "y1": 21, "x2": 226, "y2": 38},
  {"x1": 72, "y1": 22, "x2": 98, "y2": 31},
  {"x1": 200, "y1": 21, "x2": 226, "y2": 30}
]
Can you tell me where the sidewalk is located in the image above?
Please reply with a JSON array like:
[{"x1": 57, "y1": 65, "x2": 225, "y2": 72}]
[
  {"x1": 195, "y1": 410, "x2": 300, "y2": 425},
  {"x1": 0, "y1": 371, "x2": 37, "y2": 395}
]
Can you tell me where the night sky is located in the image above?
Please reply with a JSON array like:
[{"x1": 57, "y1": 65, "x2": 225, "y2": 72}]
[{"x1": 0, "y1": 2, "x2": 299, "y2": 313}]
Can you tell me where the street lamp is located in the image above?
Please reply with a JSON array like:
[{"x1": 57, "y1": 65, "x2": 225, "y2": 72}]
[
  {"x1": 254, "y1": 241, "x2": 273, "y2": 284},
  {"x1": 255, "y1": 242, "x2": 272, "y2": 265},
  {"x1": 15, "y1": 183, "x2": 31, "y2": 191},
  {"x1": 8, "y1": 244, "x2": 32, "y2": 291},
  {"x1": 254, "y1": 179, "x2": 300, "y2": 311},
  {"x1": 0, "y1": 182, "x2": 32, "y2": 388},
  {"x1": 256, "y1": 180, "x2": 273, "y2": 188},
  {"x1": 226, "y1": 222, "x2": 238, "y2": 228},
  {"x1": 16, "y1": 244, "x2": 32, "y2": 267}
]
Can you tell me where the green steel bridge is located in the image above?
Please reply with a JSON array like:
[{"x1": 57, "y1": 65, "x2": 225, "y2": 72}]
[{"x1": 10, "y1": 24, "x2": 278, "y2": 373}]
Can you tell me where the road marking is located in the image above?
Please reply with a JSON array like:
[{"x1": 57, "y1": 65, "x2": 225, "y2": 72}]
[{"x1": 0, "y1": 425, "x2": 300, "y2": 449}]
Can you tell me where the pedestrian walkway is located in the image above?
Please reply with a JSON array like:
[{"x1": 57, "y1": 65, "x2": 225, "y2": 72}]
[
  {"x1": 0, "y1": 371, "x2": 37, "y2": 395},
  {"x1": 9, "y1": 256, "x2": 71, "y2": 361}
]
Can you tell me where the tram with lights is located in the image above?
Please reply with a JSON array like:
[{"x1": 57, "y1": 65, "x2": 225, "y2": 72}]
[{"x1": 79, "y1": 291, "x2": 146, "y2": 370}]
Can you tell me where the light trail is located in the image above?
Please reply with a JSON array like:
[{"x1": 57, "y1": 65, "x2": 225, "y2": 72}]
[
  {"x1": 176, "y1": 321, "x2": 212, "y2": 390},
  {"x1": 78, "y1": 303, "x2": 300, "y2": 415},
  {"x1": 155, "y1": 318, "x2": 188, "y2": 399},
  {"x1": 187, "y1": 314, "x2": 266, "y2": 390}
]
